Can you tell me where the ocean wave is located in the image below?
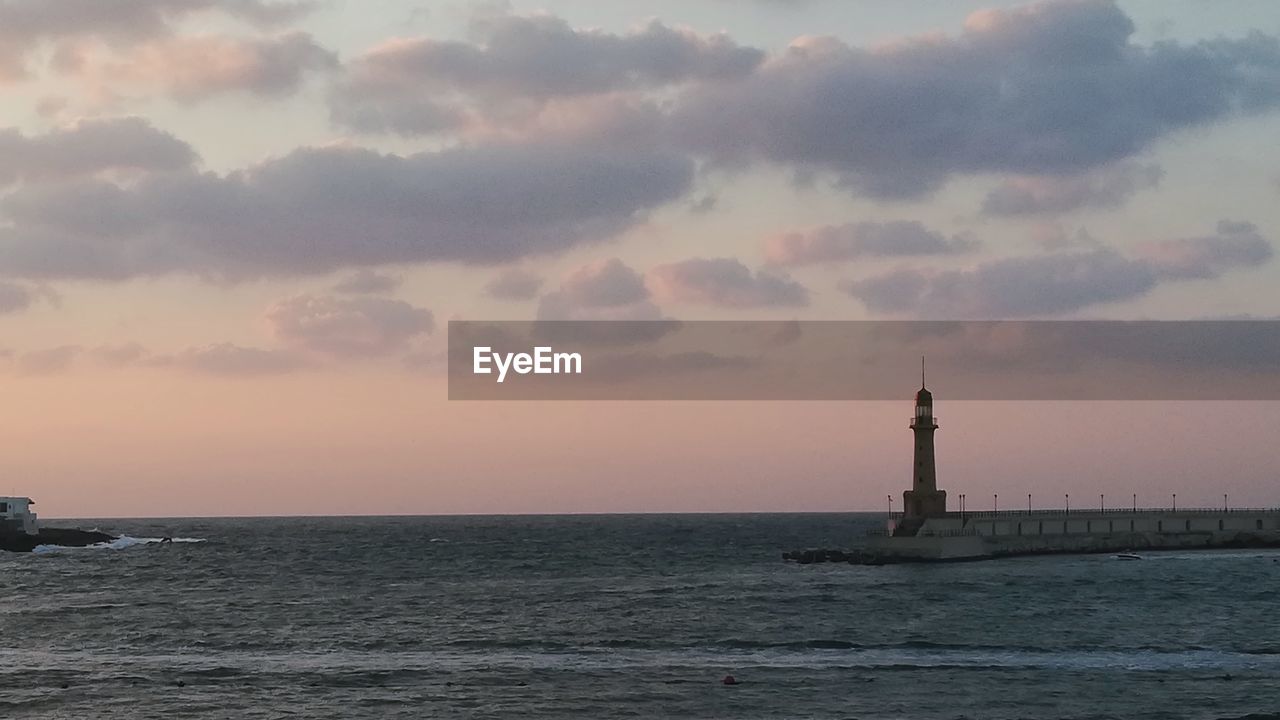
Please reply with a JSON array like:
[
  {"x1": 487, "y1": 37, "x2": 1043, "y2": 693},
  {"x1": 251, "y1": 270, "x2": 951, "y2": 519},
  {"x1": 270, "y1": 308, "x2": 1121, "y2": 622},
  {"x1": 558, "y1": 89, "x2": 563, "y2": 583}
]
[
  {"x1": 32, "y1": 536, "x2": 207, "y2": 554},
  {"x1": 710, "y1": 638, "x2": 1280, "y2": 657}
]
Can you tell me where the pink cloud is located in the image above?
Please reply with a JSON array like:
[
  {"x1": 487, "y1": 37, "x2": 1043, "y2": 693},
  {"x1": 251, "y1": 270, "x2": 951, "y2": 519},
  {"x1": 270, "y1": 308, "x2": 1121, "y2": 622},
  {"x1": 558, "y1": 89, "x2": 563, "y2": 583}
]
[{"x1": 62, "y1": 32, "x2": 336, "y2": 104}]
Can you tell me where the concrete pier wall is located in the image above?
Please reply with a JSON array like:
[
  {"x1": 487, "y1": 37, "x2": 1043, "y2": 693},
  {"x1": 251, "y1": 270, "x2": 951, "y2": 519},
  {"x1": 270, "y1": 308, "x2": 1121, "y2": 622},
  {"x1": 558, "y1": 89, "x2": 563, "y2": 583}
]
[
  {"x1": 908, "y1": 509, "x2": 1280, "y2": 538},
  {"x1": 860, "y1": 530, "x2": 1280, "y2": 563},
  {"x1": 864, "y1": 534, "x2": 989, "y2": 560},
  {"x1": 859, "y1": 509, "x2": 1280, "y2": 562}
]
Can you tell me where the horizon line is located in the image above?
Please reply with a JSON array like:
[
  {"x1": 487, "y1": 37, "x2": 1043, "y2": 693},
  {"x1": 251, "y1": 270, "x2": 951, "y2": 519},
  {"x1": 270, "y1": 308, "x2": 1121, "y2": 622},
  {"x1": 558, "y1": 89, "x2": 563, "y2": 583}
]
[{"x1": 42, "y1": 505, "x2": 1280, "y2": 521}]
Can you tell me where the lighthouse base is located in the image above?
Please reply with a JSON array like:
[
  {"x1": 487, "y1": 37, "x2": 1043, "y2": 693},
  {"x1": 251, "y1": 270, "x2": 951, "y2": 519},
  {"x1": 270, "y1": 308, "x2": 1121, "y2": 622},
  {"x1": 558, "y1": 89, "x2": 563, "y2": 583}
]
[{"x1": 900, "y1": 489, "x2": 947, "y2": 530}]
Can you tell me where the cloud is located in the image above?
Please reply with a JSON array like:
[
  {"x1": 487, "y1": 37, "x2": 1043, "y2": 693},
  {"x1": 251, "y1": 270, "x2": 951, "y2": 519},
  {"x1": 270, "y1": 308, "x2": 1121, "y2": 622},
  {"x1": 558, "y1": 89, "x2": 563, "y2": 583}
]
[
  {"x1": 584, "y1": 350, "x2": 756, "y2": 384},
  {"x1": 88, "y1": 342, "x2": 149, "y2": 366},
  {"x1": 0, "y1": 140, "x2": 694, "y2": 280},
  {"x1": 0, "y1": 0, "x2": 314, "y2": 80},
  {"x1": 0, "y1": 281, "x2": 61, "y2": 315},
  {"x1": 3, "y1": 341, "x2": 310, "y2": 376},
  {"x1": 556, "y1": 258, "x2": 648, "y2": 307},
  {"x1": 16, "y1": 345, "x2": 81, "y2": 375},
  {"x1": 329, "y1": 12, "x2": 763, "y2": 135},
  {"x1": 647, "y1": 257, "x2": 809, "y2": 308},
  {"x1": 332, "y1": 269, "x2": 401, "y2": 295},
  {"x1": 844, "y1": 222, "x2": 1273, "y2": 317},
  {"x1": 1032, "y1": 224, "x2": 1104, "y2": 251},
  {"x1": 845, "y1": 250, "x2": 1159, "y2": 317},
  {"x1": 1139, "y1": 220, "x2": 1273, "y2": 279},
  {"x1": 0, "y1": 282, "x2": 35, "y2": 314},
  {"x1": 765, "y1": 220, "x2": 977, "y2": 266},
  {"x1": 0, "y1": 117, "x2": 197, "y2": 185},
  {"x1": 673, "y1": 0, "x2": 1280, "y2": 198},
  {"x1": 266, "y1": 294, "x2": 435, "y2": 358},
  {"x1": 156, "y1": 343, "x2": 307, "y2": 375},
  {"x1": 62, "y1": 32, "x2": 338, "y2": 103},
  {"x1": 484, "y1": 268, "x2": 543, "y2": 301},
  {"x1": 536, "y1": 258, "x2": 662, "y2": 320},
  {"x1": 982, "y1": 163, "x2": 1163, "y2": 216}
]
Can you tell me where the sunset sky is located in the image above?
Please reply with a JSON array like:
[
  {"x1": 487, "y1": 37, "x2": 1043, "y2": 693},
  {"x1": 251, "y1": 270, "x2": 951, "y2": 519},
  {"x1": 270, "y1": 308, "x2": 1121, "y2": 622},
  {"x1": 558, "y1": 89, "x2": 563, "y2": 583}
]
[{"x1": 2, "y1": 0, "x2": 1279, "y2": 517}]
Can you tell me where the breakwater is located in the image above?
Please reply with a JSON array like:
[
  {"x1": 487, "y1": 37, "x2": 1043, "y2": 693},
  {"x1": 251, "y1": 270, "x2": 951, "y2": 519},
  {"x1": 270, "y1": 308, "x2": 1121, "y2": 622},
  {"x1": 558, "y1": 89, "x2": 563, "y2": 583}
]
[{"x1": 786, "y1": 509, "x2": 1280, "y2": 565}]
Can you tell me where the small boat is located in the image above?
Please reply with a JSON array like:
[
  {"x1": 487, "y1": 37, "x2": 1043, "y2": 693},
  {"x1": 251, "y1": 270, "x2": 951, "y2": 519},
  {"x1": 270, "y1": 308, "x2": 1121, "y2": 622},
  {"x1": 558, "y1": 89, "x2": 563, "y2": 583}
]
[{"x1": 1112, "y1": 552, "x2": 1142, "y2": 561}]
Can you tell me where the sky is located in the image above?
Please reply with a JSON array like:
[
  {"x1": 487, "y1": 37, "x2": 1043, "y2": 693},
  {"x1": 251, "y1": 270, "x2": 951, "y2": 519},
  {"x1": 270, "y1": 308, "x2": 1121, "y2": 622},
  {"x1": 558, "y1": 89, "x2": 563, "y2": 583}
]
[{"x1": 1, "y1": 0, "x2": 1279, "y2": 517}]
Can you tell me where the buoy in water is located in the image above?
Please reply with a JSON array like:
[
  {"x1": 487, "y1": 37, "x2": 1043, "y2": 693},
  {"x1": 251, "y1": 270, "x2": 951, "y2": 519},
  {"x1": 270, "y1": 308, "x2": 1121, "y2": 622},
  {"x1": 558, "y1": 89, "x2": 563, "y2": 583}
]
[{"x1": 722, "y1": 675, "x2": 739, "y2": 686}]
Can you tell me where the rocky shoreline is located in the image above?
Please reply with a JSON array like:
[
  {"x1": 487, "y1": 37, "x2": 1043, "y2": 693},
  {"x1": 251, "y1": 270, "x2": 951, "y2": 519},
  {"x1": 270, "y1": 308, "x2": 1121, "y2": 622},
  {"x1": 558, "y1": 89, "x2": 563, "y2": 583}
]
[{"x1": 1, "y1": 528, "x2": 117, "y2": 553}]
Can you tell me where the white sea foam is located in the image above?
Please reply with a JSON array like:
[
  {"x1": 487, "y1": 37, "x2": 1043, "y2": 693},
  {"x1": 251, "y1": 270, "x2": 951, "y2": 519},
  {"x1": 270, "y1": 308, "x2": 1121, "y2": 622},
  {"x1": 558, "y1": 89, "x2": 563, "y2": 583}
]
[{"x1": 31, "y1": 536, "x2": 207, "y2": 554}]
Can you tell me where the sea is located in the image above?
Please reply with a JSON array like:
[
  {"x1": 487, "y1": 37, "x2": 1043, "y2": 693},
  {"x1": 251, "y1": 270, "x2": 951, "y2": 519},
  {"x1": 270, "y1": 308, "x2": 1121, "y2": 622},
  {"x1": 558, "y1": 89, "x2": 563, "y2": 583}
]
[{"x1": 2, "y1": 513, "x2": 1279, "y2": 720}]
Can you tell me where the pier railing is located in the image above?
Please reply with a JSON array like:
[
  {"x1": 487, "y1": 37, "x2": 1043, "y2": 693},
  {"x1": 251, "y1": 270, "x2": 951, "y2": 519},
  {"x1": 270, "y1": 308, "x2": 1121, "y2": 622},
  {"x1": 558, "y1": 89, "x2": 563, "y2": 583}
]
[{"x1": 887, "y1": 507, "x2": 1280, "y2": 521}]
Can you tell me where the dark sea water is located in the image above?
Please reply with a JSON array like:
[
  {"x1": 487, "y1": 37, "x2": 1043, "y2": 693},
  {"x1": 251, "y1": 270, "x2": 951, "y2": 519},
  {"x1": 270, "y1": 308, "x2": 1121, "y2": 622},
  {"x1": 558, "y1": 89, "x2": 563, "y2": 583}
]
[{"x1": 3, "y1": 514, "x2": 1279, "y2": 720}]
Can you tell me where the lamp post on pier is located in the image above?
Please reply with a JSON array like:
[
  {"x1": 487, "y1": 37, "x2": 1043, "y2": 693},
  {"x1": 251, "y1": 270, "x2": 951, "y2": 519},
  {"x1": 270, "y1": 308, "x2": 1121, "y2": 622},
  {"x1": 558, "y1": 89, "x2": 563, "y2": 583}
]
[
  {"x1": 1027, "y1": 493, "x2": 1032, "y2": 514},
  {"x1": 994, "y1": 494, "x2": 998, "y2": 512},
  {"x1": 1173, "y1": 493, "x2": 1177, "y2": 512},
  {"x1": 1101, "y1": 494, "x2": 1105, "y2": 512},
  {"x1": 1065, "y1": 494, "x2": 1069, "y2": 515}
]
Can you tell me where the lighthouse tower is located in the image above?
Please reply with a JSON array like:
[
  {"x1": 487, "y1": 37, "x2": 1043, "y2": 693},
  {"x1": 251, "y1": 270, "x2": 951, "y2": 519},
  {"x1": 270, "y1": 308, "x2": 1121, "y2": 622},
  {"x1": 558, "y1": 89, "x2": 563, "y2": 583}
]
[{"x1": 903, "y1": 360, "x2": 947, "y2": 520}]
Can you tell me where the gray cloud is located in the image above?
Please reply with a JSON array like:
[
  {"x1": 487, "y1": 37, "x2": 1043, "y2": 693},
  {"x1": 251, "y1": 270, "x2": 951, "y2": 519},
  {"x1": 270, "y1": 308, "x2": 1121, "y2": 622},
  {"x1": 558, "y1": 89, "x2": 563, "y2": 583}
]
[
  {"x1": 330, "y1": 12, "x2": 763, "y2": 135},
  {"x1": 844, "y1": 222, "x2": 1272, "y2": 317},
  {"x1": 88, "y1": 342, "x2": 150, "y2": 366},
  {"x1": 16, "y1": 345, "x2": 81, "y2": 375},
  {"x1": 535, "y1": 258, "x2": 662, "y2": 320},
  {"x1": 584, "y1": 350, "x2": 756, "y2": 384},
  {"x1": 0, "y1": 117, "x2": 197, "y2": 185},
  {"x1": 332, "y1": 269, "x2": 402, "y2": 295},
  {"x1": 0, "y1": 0, "x2": 313, "y2": 80},
  {"x1": 648, "y1": 257, "x2": 808, "y2": 308},
  {"x1": 845, "y1": 250, "x2": 1159, "y2": 317},
  {"x1": 0, "y1": 281, "x2": 59, "y2": 315},
  {"x1": 0, "y1": 282, "x2": 35, "y2": 314},
  {"x1": 765, "y1": 220, "x2": 977, "y2": 266},
  {"x1": 673, "y1": 0, "x2": 1280, "y2": 198},
  {"x1": 484, "y1": 268, "x2": 543, "y2": 301},
  {"x1": 266, "y1": 294, "x2": 435, "y2": 358},
  {"x1": 0, "y1": 141, "x2": 694, "y2": 280},
  {"x1": 1139, "y1": 220, "x2": 1273, "y2": 279},
  {"x1": 555, "y1": 258, "x2": 649, "y2": 307},
  {"x1": 1033, "y1": 224, "x2": 1104, "y2": 251},
  {"x1": 982, "y1": 163, "x2": 1164, "y2": 216}
]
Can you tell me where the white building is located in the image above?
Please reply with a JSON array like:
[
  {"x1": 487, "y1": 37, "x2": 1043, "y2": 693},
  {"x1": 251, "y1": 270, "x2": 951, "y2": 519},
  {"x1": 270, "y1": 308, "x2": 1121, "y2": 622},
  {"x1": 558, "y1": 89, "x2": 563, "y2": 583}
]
[{"x1": 0, "y1": 497, "x2": 39, "y2": 535}]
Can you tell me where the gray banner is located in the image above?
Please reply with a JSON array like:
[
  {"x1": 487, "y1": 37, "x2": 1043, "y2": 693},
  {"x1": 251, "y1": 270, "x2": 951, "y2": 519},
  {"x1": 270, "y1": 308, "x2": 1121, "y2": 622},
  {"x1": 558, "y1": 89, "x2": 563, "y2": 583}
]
[{"x1": 448, "y1": 321, "x2": 1280, "y2": 400}]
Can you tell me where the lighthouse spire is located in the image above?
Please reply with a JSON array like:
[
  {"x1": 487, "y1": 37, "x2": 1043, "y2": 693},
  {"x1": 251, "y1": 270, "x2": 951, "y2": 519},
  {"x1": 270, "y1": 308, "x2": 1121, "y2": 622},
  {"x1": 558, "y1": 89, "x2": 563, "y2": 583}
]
[{"x1": 921, "y1": 355, "x2": 926, "y2": 389}]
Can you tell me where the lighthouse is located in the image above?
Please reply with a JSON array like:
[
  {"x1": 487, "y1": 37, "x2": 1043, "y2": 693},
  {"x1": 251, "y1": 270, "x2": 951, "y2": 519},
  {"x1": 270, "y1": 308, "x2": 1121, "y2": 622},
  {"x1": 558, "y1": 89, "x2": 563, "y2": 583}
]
[{"x1": 903, "y1": 359, "x2": 947, "y2": 521}]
